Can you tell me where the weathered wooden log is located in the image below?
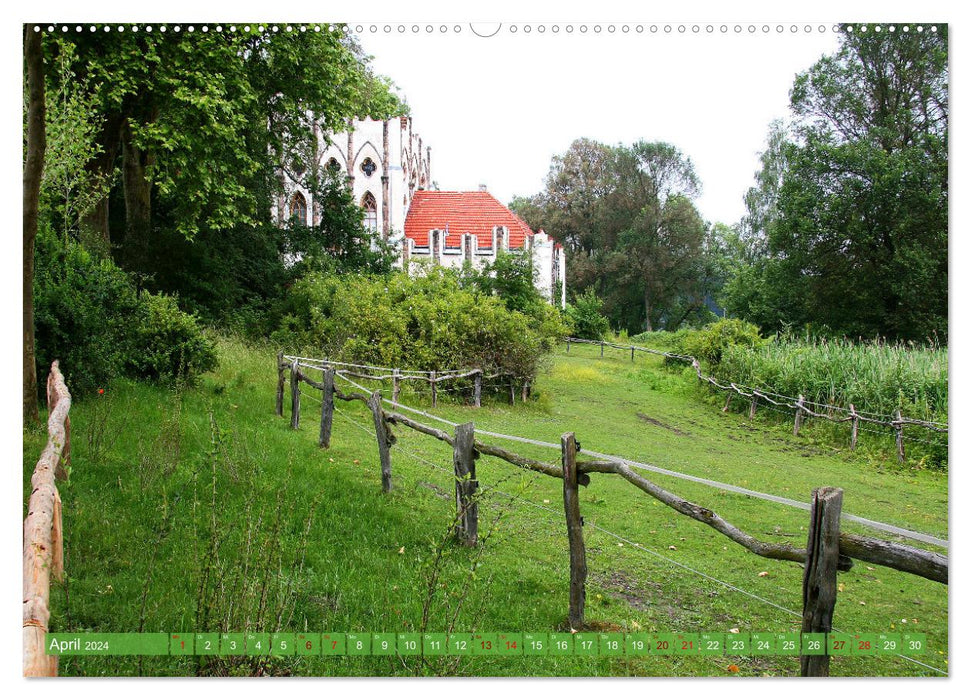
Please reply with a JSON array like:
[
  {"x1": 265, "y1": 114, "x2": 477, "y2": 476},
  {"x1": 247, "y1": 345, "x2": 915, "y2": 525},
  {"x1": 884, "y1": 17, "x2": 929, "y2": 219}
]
[
  {"x1": 576, "y1": 458, "x2": 851, "y2": 570},
  {"x1": 793, "y1": 394, "x2": 806, "y2": 436},
  {"x1": 276, "y1": 351, "x2": 285, "y2": 416},
  {"x1": 430, "y1": 371, "x2": 437, "y2": 408},
  {"x1": 562, "y1": 432, "x2": 586, "y2": 630},
  {"x1": 384, "y1": 410, "x2": 454, "y2": 444},
  {"x1": 289, "y1": 359, "x2": 300, "y2": 430},
  {"x1": 24, "y1": 361, "x2": 72, "y2": 677},
  {"x1": 319, "y1": 368, "x2": 335, "y2": 448},
  {"x1": 895, "y1": 410, "x2": 905, "y2": 463},
  {"x1": 837, "y1": 533, "x2": 947, "y2": 584},
  {"x1": 453, "y1": 422, "x2": 479, "y2": 546},
  {"x1": 801, "y1": 487, "x2": 843, "y2": 677},
  {"x1": 367, "y1": 392, "x2": 394, "y2": 492},
  {"x1": 473, "y1": 371, "x2": 481, "y2": 408},
  {"x1": 477, "y1": 441, "x2": 590, "y2": 486},
  {"x1": 849, "y1": 404, "x2": 859, "y2": 451}
]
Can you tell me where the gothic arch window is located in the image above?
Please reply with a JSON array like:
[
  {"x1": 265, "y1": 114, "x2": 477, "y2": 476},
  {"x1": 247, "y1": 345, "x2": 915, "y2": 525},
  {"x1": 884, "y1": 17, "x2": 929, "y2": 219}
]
[
  {"x1": 361, "y1": 157, "x2": 377, "y2": 177},
  {"x1": 325, "y1": 157, "x2": 341, "y2": 174},
  {"x1": 362, "y1": 192, "x2": 378, "y2": 233},
  {"x1": 290, "y1": 192, "x2": 308, "y2": 226}
]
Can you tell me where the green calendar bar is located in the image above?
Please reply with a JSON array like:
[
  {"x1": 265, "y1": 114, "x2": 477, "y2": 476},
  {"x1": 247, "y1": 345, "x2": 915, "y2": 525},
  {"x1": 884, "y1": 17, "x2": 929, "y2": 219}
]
[
  {"x1": 45, "y1": 633, "x2": 168, "y2": 656},
  {"x1": 42, "y1": 631, "x2": 929, "y2": 657}
]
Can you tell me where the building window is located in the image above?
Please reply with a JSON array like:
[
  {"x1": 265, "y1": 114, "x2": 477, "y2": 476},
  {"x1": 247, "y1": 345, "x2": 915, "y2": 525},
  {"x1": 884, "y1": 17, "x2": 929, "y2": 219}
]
[
  {"x1": 325, "y1": 157, "x2": 341, "y2": 174},
  {"x1": 290, "y1": 192, "x2": 308, "y2": 226},
  {"x1": 361, "y1": 157, "x2": 377, "y2": 177},
  {"x1": 362, "y1": 192, "x2": 378, "y2": 233}
]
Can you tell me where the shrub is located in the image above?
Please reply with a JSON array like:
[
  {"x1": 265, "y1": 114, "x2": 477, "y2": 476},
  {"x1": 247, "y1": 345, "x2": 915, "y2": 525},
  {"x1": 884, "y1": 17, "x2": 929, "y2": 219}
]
[
  {"x1": 676, "y1": 318, "x2": 766, "y2": 367},
  {"x1": 564, "y1": 289, "x2": 610, "y2": 340},
  {"x1": 272, "y1": 268, "x2": 567, "y2": 381},
  {"x1": 33, "y1": 227, "x2": 218, "y2": 397},
  {"x1": 126, "y1": 293, "x2": 218, "y2": 381}
]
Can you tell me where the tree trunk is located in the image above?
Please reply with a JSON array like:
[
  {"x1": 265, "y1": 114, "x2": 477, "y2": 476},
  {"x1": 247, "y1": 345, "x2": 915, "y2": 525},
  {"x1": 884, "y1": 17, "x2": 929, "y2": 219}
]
[
  {"x1": 81, "y1": 113, "x2": 123, "y2": 247},
  {"x1": 643, "y1": 289, "x2": 653, "y2": 333},
  {"x1": 23, "y1": 26, "x2": 46, "y2": 424},
  {"x1": 121, "y1": 120, "x2": 155, "y2": 271}
]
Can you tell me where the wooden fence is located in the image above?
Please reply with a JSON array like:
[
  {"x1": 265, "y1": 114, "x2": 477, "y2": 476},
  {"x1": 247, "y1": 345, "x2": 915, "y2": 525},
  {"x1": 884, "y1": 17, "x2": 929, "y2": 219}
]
[
  {"x1": 23, "y1": 361, "x2": 71, "y2": 677},
  {"x1": 277, "y1": 354, "x2": 947, "y2": 676},
  {"x1": 279, "y1": 354, "x2": 532, "y2": 408},
  {"x1": 565, "y1": 337, "x2": 948, "y2": 463}
]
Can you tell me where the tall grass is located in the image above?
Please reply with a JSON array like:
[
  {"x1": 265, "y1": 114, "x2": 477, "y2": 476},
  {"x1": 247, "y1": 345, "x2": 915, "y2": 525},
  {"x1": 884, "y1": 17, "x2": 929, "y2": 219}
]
[{"x1": 718, "y1": 337, "x2": 948, "y2": 422}]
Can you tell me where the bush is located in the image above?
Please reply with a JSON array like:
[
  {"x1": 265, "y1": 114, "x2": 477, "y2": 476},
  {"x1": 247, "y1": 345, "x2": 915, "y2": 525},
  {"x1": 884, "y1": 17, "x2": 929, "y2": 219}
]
[
  {"x1": 126, "y1": 293, "x2": 218, "y2": 381},
  {"x1": 676, "y1": 318, "x2": 766, "y2": 367},
  {"x1": 564, "y1": 289, "x2": 610, "y2": 340},
  {"x1": 272, "y1": 267, "x2": 567, "y2": 381},
  {"x1": 33, "y1": 227, "x2": 218, "y2": 396}
]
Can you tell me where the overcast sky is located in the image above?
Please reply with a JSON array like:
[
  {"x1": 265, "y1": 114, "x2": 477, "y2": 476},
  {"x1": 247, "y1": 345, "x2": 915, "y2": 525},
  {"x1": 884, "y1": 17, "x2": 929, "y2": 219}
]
[{"x1": 358, "y1": 24, "x2": 840, "y2": 227}]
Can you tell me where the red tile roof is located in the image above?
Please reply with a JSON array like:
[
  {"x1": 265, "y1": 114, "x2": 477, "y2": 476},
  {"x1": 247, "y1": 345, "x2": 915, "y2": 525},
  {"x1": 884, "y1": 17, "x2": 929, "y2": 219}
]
[{"x1": 404, "y1": 191, "x2": 535, "y2": 249}]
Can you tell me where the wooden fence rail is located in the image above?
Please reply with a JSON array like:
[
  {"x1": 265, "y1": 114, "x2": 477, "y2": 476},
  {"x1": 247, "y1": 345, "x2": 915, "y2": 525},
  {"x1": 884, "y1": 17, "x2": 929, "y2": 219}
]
[
  {"x1": 24, "y1": 361, "x2": 72, "y2": 677},
  {"x1": 276, "y1": 354, "x2": 948, "y2": 677}
]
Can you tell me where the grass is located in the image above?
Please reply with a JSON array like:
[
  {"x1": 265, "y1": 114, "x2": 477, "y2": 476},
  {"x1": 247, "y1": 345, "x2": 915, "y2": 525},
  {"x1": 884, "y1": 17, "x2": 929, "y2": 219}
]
[{"x1": 23, "y1": 335, "x2": 948, "y2": 677}]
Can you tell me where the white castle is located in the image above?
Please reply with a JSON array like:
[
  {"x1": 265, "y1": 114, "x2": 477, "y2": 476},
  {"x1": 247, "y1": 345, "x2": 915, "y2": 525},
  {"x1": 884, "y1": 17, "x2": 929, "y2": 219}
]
[{"x1": 276, "y1": 117, "x2": 566, "y2": 307}]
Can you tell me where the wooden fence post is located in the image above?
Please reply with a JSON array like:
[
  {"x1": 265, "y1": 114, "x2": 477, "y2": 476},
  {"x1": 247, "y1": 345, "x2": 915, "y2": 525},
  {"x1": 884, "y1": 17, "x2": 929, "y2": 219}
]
[
  {"x1": 392, "y1": 369, "x2": 401, "y2": 404},
  {"x1": 631, "y1": 346, "x2": 635, "y2": 362},
  {"x1": 289, "y1": 359, "x2": 300, "y2": 430},
  {"x1": 367, "y1": 391, "x2": 393, "y2": 493},
  {"x1": 473, "y1": 370, "x2": 482, "y2": 408},
  {"x1": 801, "y1": 487, "x2": 844, "y2": 677},
  {"x1": 895, "y1": 410, "x2": 905, "y2": 463},
  {"x1": 521, "y1": 381, "x2": 528, "y2": 403},
  {"x1": 749, "y1": 394, "x2": 758, "y2": 420},
  {"x1": 430, "y1": 371, "x2": 437, "y2": 408},
  {"x1": 849, "y1": 404, "x2": 859, "y2": 451},
  {"x1": 566, "y1": 339, "x2": 571, "y2": 353},
  {"x1": 561, "y1": 432, "x2": 586, "y2": 630},
  {"x1": 453, "y1": 422, "x2": 478, "y2": 546},
  {"x1": 319, "y1": 367, "x2": 335, "y2": 448},
  {"x1": 793, "y1": 394, "x2": 805, "y2": 436},
  {"x1": 600, "y1": 341, "x2": 604, "y2": 357},
  {"x1": 509, "y1": 378, "x2": 516, "y2": 405},
  {"x1": 276, "y1": 351, "x2": 285, "y2": 417},
  {"x1": 722, "y1": 392, "x2": 732, "y2": 412}
]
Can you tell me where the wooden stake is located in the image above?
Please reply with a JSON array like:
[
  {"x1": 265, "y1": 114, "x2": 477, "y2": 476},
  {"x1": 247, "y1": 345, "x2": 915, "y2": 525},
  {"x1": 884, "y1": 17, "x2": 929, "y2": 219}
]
[
  {"x1": 801, "y1": 487, "x2": 844, "y2": 677},
  {"x1": 509, "y1": 378, "x2": 516, "y2": 405},
  {"x1": 566, "y1": 339, "x2": 571, "y2": 353},
  {"x1": 849, "y1": 404, "x2": 859, "y2": 451},
  {"x1": 521, "y1": 381, "x2": 528, "y2": 403},
  {"x1": 276, "y1": 351, "x2": 285, "y2": 416},
  {"x1": 631, "y1": 346, "x2": 635, "y2": 362},
  {"x1": 562, "y1": 432, "x2": 586, "y2": 630},
  {"x1": 473, "y1": 371, "x2": 482, "y2": 408},
  {"x1": 895, "y1": 410, "x2": 905, "y2": 463},
  {"x1": 392, "y1": 368, "x2": 401, "y2": 404},
  {"x1": 430, "y1": 371, "x2": 437, "y2": 408},
  {"x1": 749, "y1": 395, "x2": 758, "y2": 420},
  {"x1": 367, "y1": 391, "x2": 393, "y2": 492},
  {"x1": 289, "y1": 359, "x2": 300, "y2": 430},
  {"x1": 453, "y1": 422, "x2": 478, "y2": 546},
  {"x1": 793, "y1": 394, "x2": 805, "y2": 436},
  {"x1": 600, "y1": 341, "x2": 604, "y2": 357},
  {"x1": 319, "y1": 367, "x2": 335, "y2": 448},
  {"x1": 723, "y1": 392, "x2": 732, "y2": 412}
]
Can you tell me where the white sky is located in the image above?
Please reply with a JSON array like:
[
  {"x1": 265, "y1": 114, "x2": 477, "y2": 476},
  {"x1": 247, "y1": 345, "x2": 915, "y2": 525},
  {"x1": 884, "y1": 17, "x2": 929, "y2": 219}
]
[{"x1": 359, "y1": 26, "x2": 839, "y2": 226}]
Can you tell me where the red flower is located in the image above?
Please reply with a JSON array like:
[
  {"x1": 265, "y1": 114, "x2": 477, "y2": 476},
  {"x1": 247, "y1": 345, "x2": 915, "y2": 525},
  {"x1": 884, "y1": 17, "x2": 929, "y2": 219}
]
[{"x1": 98, "y1": 388, "x2": 105, "y2": 395}]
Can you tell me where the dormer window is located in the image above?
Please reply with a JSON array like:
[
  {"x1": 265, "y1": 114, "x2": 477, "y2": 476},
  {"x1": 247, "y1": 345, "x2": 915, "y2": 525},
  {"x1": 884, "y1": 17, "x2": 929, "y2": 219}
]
[{"x1": 361, "y1": 157, "x2": 377, "y2": 177}]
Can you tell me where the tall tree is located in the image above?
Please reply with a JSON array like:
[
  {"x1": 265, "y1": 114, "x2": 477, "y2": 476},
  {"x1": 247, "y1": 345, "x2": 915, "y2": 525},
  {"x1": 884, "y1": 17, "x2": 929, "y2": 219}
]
[{"x1": 23, "y1": 26, "x2": 46, "y2": 422}]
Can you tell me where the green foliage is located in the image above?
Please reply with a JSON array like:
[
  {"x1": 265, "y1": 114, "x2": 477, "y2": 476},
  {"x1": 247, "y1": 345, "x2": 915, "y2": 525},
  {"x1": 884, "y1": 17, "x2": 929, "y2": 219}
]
[
  {"x1": 33, "y1": 226, "x2": 217, "y2": 396},
  {"x1": 723, "y1": 29, "x2": 948, "y2": 342},
  {"x1": 512, "y1": 139, "x2": 714, "y2": 333},
  {"x1": 564, "y1": 289, "x2": 611, "y2": 340},
  {"x1": 459, "y1": 249, "x2": 545, "y2": 317},
  {"x1": 718, "y1": 335, "x2": 948, "y2": 423},
  {"x1": 273, "y1": 268, "x2": 566, "y2": 380},
  {"x1": 126, "y1": 293, "x2": 218, "y2": 382},
  {"x1": 675, "y1": 319, "x2": 767, "y2": 367}
]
